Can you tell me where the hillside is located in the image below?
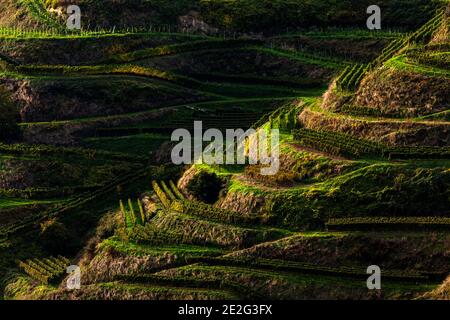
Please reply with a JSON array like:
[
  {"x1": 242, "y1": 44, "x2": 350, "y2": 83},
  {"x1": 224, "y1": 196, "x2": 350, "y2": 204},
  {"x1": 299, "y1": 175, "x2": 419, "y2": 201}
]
[
  {"x1": 0, "y1": 0, "x2": 448, "y2": 301},
  {"x1": 0, "y1": 0, "x2": 445, "y2": 32}
]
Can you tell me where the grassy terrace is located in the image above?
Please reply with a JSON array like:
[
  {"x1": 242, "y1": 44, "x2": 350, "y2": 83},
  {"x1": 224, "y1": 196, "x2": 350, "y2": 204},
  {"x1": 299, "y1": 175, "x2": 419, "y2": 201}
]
[
  {"x1": 100, "y1": 238, "x2": 225, "y2": 258},
  {"x1": 386, "y1": 54, "x2": 450, "y2": 78}
]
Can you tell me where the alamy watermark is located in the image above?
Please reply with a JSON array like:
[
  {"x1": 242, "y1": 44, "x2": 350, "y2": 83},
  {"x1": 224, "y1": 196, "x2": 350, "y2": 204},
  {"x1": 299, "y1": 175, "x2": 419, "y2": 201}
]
[
  {"x1": 171, "y1": 121, "x2": 280, "y2": 175},
  {"x1": 367, "y1": 5, "x2": 381, "y2": 30},
  {"x1": 66, "y1": 265, "x2": 81, "y2": 290},
  {"x1": 66, "y1": 5, "x2": 81, "y2": 30},
  {"x1": 367, "y1": 265, "x2": 381, "y2": 290}
]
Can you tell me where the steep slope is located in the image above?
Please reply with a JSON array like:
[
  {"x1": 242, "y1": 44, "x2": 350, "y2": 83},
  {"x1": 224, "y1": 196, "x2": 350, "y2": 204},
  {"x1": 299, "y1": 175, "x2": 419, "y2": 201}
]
[
  {"x1": 0, "y1": 0, "x2": 445, "y2": 32},
  {"x1": 312, "y1": 6, "x2": 449, "y2": 147},
  {"x1": 0, "y1": 1, "x2": 448, "y2": 301}
]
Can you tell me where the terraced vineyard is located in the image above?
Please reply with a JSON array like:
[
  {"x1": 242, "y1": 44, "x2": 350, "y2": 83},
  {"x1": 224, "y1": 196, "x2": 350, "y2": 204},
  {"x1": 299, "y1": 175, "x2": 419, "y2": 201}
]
[
  {"x1": 335, "y1": 9, "x2": 446, "y2": 92},
  {"x1": 19, "y1": 256, "x2": 70, "y2": 284},
  {"x1": 0, "y1": 0, "x2": 449, "y2": 303},
  {"x1": 293, "y1": 128, "x2": 450, "y2": 159}
]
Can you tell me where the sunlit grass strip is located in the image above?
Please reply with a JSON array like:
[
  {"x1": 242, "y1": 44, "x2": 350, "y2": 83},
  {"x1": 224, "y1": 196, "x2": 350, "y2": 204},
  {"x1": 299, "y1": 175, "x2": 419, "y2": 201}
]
[{"x1": 385, "y1": 55, "x2": 450, "y2": 78}]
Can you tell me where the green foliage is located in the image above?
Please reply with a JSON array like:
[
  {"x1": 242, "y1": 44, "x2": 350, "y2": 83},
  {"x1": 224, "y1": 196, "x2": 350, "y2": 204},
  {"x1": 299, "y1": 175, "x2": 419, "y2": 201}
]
[
  {"x1": 186, "y1": 171, "x2": 224, "y2": 204},
  {"x1": 335, "y1": 64, "x2": 368, "y2": 91},
  {"x1": 120, "y1": 198, "x2": 148, "y2": 228},
  {"x1": 101, "y1": 238, "x2": 223, "y2": 258},
  {"x1": 385, "y1": 54, "x2": 450, "y2": 78},
  {"x1": 137, "y1": 199, "x2": 146, "y2": 226},
  {"x1": 18, "y1": 0, "x2": 64, "y2": 31},
  {"x1": 264, "y1": 100, "x2": 307, "y2": 131}
]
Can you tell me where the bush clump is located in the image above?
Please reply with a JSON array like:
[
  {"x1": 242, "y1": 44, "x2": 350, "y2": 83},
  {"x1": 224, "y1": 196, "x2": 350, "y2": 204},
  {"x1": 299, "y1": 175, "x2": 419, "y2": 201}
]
[
  {"x1": 186, "y1": 171, "x2": 224, "y2": 204},
  {"x1": 39, "y1": 218, "x2": 74, "y2": 255}
]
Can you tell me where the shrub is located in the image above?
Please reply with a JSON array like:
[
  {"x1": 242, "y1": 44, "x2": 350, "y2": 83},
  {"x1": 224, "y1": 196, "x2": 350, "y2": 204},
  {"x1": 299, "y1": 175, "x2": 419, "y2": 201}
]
[
  {"x1": 186, "y1": 171, "x2": 224, "y2": 204},
  {"x1": 39, "y1": 218, "x2": 73, "y2": 254}
]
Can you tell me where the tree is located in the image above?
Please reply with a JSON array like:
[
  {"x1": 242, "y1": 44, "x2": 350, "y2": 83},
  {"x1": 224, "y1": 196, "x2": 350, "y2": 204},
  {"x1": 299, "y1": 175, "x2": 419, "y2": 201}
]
[{"x1": 186, "y1": 171, "x2": 224, "y2": 204}]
